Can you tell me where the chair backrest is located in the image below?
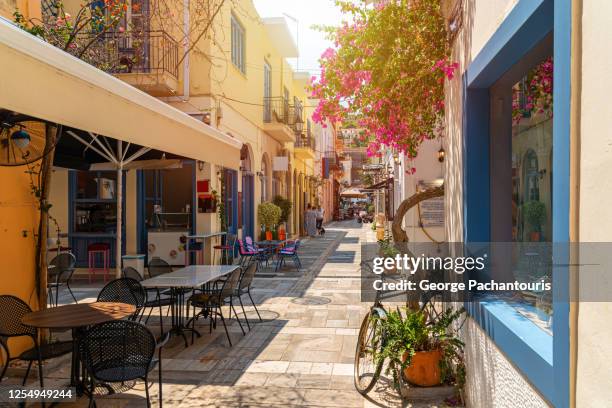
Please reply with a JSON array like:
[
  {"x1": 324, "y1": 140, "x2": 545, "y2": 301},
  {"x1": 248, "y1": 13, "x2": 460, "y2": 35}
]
[
  {"x1": 239, "y1": 261, "x2": 258, "y2": 290},
  {"x1": 148, "y1": 257, "x2": 172, "y2": 278},
  {"x1": 244, "y1": 236, "x2": 257, "y2": 252},
  {"x1": 49, "y1": 252, "x2": 76, "y2": 271},
  {"x1": 122, "y1": 267, "x2": 143, "y2": 282},
  {"x1": 0, "y1": 295, "x2": 36, "y2": 338},
  {"x1": 237, "y1": 239, "x2": 253, "y2": 256},
  {"x1": 80, "y1": 320, "x2": 156, "y2": 382},
  {"x1": 97, "y1": 278, "x2": 146, "y2": 318},
  {"x1": 218, "y1": 267, "x2": 243, "y2": 300}
]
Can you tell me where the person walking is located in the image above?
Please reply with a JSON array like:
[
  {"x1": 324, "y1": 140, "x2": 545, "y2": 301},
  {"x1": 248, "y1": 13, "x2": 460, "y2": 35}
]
[
  {"x1": 316, "y1": 205, "x2": 325, "y2": 235},
  {"x1": 305, "y1": 204, "x2": 318, "y2": 237}
]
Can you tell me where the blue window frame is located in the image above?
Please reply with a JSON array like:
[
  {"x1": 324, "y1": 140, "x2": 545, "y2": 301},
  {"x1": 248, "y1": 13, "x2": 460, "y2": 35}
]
[{"x1": 462, "y1": 0, "x2": 570, "y2": 406}]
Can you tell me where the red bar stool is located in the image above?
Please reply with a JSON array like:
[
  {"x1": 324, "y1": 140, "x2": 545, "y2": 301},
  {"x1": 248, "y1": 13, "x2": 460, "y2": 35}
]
[
  {"x1": 213, "y1": 234, "x2": 236, "y2": 265},
  {"x1": 87, "y1": 242, "x2": 110, "y2": 283}
]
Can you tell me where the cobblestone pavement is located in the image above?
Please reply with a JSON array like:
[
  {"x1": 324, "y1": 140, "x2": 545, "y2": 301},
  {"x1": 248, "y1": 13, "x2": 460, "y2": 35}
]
[{"x1": 11, "y1": 220, "x2": 450, "y2": 407}]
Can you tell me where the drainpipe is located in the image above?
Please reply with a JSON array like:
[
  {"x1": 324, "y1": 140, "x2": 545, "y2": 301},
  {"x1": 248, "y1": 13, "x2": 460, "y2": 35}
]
[{"x1": 183, "y1": 0, "x2": 190, "y2": 99}]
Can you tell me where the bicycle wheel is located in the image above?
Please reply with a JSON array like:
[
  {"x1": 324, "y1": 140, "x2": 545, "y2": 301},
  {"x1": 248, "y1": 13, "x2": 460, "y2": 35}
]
[
  {"x1": 420, "y1": 290, "x2": 445, "y2": 323},
  {"x1": 354, "y1": 308, "x2": 384, "y2": 395}
]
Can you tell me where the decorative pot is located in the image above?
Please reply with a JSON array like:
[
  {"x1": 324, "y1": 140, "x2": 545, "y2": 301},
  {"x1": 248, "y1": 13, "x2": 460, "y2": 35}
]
[
  {"x1": 278, "y1": 226, "x2": 286, "y2": 241},
  {"x1": 530, "y1": 231, "x2": 540, "y2": 242},
  {"x1": 402, "y1": 349, "x2": 443, "y2": 387},
  {"x1": 265, "y1": 230, "x2": 273, "y2": 241}
]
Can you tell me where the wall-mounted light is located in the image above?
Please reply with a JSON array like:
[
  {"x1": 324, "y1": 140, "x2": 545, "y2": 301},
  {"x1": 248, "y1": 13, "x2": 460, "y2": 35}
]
[
  {"x1": 438, "y1": 146, "x2": 446, "y2": 163},
  {"x1": 10, "y1": 128, "x2": 31, "y2": 149},
  {"x1": 198, "y1": 161, "x2": 205, "y2": 171}
]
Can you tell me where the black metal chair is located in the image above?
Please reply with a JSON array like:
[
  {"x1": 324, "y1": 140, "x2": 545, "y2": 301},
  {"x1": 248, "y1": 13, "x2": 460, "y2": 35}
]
[
  {"x1": 188, "y1": 267, "x2": 245, "y2": 346},
  {"x1": 148, "y1": 257, "x2": 172, "y2": 277},
  {"x1": 47, "y1": 252, "x2": 78, "y2": 307},
  {"x1": 0, "y1": 295, "x2": 72, "y2": 386},
  {"x1": 121, "y1": 266, "x2": 143, "y2": 282},
  {"x1": 235, "y1": 261, "x2": 262, "y2": 330},
  {"x1": 139, "y1": 261, "x2": 176, "y2": 336},
  {"x1": 97, "y1": 278, "x2": 146, "y2": 321},
  {"x1": 80, "y1": 320, "x2": 169, "y2": 408}
]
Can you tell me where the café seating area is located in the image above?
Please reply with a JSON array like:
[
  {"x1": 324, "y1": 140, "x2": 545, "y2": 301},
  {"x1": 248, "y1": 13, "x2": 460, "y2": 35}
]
[{"x1": 0, "y1": 235, "x2": 303, "y2": 405}]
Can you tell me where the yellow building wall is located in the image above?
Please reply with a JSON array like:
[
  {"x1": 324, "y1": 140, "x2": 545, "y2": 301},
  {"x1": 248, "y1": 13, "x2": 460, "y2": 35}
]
[{"x1": 0, "y1": 0, "x2": 40, "y2": 20}]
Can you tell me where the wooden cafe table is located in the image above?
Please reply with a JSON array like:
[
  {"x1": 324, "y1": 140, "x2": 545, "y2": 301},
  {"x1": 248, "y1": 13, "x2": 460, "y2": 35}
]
[{"x1": 22, "y1": 302, "x2": 136, "y2": 394}]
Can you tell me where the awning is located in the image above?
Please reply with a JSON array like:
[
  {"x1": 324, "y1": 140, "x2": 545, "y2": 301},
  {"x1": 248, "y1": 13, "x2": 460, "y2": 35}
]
[
  {"x1": 362, "y1": 178, "x2": 393, "y2": 191},
  {"x1": 0, "y1": 17, "x2": 241, "y2": 169},
  {"x1": 340, "y1": 188, "x2": 367, "y2": 199}
]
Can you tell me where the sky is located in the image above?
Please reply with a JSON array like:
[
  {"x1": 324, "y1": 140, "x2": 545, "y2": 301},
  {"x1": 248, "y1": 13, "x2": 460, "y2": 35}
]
[{"x1": 253, "y1": 0, "x2": 346, "y2": 77}]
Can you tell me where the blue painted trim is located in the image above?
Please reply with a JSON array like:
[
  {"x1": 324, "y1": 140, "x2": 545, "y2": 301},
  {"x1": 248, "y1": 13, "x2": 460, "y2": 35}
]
[
  {"x1": 467, "y1": 0, "x2": 553, "y2": 88},
  {"x1": 463, "y1": 0, "x2": 570, "y2": 406},
  {"x1": 552, "y1": 0, "x2": 572, "y2": 406},
  {"x1": 462, "y1": 86, "x2": 490, "y2": 243}
]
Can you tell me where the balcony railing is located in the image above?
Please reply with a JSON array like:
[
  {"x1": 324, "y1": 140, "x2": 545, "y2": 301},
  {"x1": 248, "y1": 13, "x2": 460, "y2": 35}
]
[
  {"x1": 263, "y1": 97, "x2": 302, "y2": 128},
  {"x1": 82, "y1": 30, "x2": 179, "y2": 78},
  {"x1": 295, "y1": 135, "x2": 316, "y2": 150}
]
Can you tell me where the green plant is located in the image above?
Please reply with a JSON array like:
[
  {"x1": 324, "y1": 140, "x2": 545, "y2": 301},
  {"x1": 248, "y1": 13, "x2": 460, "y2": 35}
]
[
  {"x1": 378, "y1": 237, "x2": 399, "y2": 258},
  {"x1": 373, "y1": 307, "x2": 466, "y2": 387},
  {"x1": 257, "y1": 202, "x2": 282, "y2": 230},
  {"x1": 272, "y1": 195, "x2": 293, "y2": 225},
  {"x1": 211, "y1": 189, "x2": 226, "y2": 232},
  {"x1": 523, "y1": 200, "x2": 546, "y2": 232}
]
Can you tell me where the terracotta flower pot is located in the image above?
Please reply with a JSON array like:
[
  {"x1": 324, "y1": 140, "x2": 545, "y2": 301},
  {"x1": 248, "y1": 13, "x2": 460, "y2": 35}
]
[
  {"x1": 402, "y1": 349, "x2": 443, "y2": 387},
  {"x1": 530, "y1": 231, "x2": 540, "y2": 242},
  {"x1": 265, "y1": 230, "x2": 273, "y2": 241}
]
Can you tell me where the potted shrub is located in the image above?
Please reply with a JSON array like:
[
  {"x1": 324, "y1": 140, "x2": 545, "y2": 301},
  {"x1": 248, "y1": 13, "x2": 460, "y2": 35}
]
[
  {"x1": 374, "y1": 307, "x2": 465, "y2": 392},
  {"x1": 523, "y1": 200, "x2": 546, "y2": 241},
  {"x1": 258, "y1": 202, "x2": 281, "y2": 241},
  {"x1": 273, "y1": 195, "x2": 292, "y2": 239}
]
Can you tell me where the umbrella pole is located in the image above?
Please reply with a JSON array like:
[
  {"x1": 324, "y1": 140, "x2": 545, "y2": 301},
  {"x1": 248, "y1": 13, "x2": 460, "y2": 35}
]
[{"x1": 116, "y1": 141, "x2": 123, "y2": 278}]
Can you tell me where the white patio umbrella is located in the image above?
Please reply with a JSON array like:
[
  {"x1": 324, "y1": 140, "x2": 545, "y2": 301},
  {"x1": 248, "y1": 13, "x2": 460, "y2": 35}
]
[{"x1": 66, "y1": 130, "x2": 181, "y2": 277}]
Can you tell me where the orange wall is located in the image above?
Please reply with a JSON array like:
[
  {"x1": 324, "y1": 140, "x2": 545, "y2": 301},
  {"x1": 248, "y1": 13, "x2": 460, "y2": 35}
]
[{"x1": 0, "y1": 166, "x2": 41, "y2": 356}]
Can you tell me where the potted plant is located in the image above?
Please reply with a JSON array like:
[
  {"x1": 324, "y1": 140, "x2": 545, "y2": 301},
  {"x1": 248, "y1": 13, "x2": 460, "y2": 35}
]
[
  {"x1": 523, "y1": 200, "x2": 546, "y2": 241},
  {"x1": 257, "y1": 202, "x2": 282, "y2": 241},
  {"x1": 273, "y1": 195, "x2": 292, "y2": 239},
  {"x1": 374, "y1": 307, "x2": 465, "y2": 393}
]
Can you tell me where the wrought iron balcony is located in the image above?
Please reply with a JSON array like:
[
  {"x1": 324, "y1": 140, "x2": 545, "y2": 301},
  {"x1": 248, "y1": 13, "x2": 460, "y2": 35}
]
[
  {"x1": 295, "y1": 135, "x2": 316, "y2": 150},
  {"x1": 83, "y1": 30, "x2": 179, "y2": 78}
]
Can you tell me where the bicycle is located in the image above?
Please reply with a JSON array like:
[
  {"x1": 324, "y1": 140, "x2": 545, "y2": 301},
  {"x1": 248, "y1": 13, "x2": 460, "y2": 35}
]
[{"x1": 354, "y1": 259, "x2": 445, "y2": 395}]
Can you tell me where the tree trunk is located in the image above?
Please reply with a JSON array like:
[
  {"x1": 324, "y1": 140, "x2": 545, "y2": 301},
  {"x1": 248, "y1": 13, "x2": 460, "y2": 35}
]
[
  {"x1": 391, "y1": 186, "x2": 444, "y2": 243},
  {"x1": 35, "y1": 124, "x2": 58, "y2": 310}
]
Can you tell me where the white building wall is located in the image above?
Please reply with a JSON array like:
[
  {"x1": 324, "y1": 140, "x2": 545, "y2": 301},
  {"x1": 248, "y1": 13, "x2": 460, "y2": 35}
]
[{"x1": 575, "y1": 0, "x2": 612, "y2": 406}]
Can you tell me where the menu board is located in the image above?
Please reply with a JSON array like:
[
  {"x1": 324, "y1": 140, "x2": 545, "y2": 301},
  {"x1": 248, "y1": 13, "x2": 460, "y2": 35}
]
[{"x1": 417, "y1": 180, "x2": 444, "y2": 228}]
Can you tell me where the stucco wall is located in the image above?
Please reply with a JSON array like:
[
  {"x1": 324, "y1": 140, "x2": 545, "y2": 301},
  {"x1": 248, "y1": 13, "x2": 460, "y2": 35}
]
[
  {"x1": 575, "y1": 0, "x2": 612, "y2": 406},
  {"x1": 445, "y1": 0, "x2": 551, "y2": 406},
  {"x1": 463, "y1": 318, "x2": 550, "y2": 407}
]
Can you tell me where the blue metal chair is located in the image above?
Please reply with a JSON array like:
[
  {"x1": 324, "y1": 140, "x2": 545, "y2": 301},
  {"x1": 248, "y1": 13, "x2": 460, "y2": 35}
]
[{"x1": 274, "y1": 240, "x2": 302, "y2": 272}]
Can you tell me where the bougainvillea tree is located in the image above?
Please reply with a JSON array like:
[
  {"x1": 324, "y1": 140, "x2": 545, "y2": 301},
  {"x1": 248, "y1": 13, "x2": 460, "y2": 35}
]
[{"x1": 310, "y1": 0, "x2": 457, "y2": 160}]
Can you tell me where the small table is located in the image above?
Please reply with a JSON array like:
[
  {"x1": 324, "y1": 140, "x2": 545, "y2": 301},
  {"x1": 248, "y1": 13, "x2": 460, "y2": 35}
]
[
  {"x1": 185, "y1": 232, "x2": 227, "y2": 265},
  {"x1": 22, "y1": 302, "x2": 136, "y2": 394},
  {"x1": 140, "y1": 265, "x2": 239, "y2": 347}
]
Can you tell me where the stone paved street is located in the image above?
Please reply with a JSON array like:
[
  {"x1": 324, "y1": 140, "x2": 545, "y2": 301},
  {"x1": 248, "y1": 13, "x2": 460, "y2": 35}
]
[{"x1": 9, "y1": 220, "x2": 449, "y2": 407}]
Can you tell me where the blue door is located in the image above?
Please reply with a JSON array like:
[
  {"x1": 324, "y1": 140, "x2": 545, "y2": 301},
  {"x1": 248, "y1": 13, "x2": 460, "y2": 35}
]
[{"x1": 242, "y1": 173, "x2": 255, "y2": 239}]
